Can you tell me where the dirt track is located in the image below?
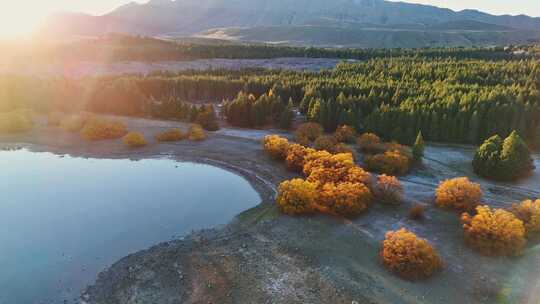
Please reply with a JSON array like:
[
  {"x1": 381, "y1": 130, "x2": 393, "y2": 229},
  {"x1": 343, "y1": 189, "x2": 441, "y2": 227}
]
[{"x1": 1, "y1": 115, "x2": 539, "y2": 304}]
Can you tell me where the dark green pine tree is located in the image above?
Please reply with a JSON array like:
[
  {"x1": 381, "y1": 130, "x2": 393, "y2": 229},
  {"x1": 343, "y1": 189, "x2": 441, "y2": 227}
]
[{"x1": 279, "y1": 99, "x2": 295, "y2": 130}]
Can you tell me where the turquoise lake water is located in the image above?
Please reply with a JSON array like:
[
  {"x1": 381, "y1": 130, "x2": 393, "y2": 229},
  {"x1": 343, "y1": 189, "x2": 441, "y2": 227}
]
[{"x1": 0, "y1": 150, "x2": 260, "y2": 304}]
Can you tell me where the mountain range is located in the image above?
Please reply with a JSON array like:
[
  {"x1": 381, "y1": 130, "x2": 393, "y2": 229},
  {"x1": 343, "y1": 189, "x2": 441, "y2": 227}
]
[{"x1": 42, "y1": 0, "x2": 540, "y2": 48}]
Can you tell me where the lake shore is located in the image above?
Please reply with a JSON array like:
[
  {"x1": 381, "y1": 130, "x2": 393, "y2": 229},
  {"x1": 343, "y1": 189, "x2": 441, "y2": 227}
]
[{"x1": 1, "y1": 115, "x2": 539, "y2": 304}]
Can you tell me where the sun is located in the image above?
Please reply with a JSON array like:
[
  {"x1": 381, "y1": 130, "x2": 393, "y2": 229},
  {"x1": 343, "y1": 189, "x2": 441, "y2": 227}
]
[{"x1": 0, "y1": 7, "x2": 45, "y2": 38}]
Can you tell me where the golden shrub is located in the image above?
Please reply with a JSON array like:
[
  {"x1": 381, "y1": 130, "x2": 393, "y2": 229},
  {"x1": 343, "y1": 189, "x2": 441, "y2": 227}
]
[
  {"x1": 294, "y1": 122, "x2": 323, "y2": 142},
  {"x1": 0, "y1": 109, "x2": 33, "y2": 133},
  {"x1": 123, "y1": 132, "x2": 147, "y2": 147},
  {"x1": 333, "y1": 143, "x2": 356, "y2": 159},
  {"x1": 295, "y1": 134, "x2": 311, "y2": 147},
  {"x1": 156, "y1": 128, "x2": 185, "y2": 142},
  {"x1": 381, "y1": 228, "x2": 442, "y2": 280},
  {"x1": 188, "y1": 124, "x2": 207, "y2": 141},
  {"x1": 263, "y1": 135, "x2": 290, "y2": 160},
  {"x1": 303, "y1": 152, "x2": 354, "y2": 179},
  {"x1": 319, "y1": 182, "x2": 372, "y2": 217},
  {"x1": 285, "y1": 144, "x2": 315, "y2": 172},
  {"x1": 343, "y1": 166, "x2": 373, "y2": 187},
  {"x1": 510, "y1": 199, "x2": 540, "y2": 234},
  {"x1": 374, "y1": 174, "x2": 404, "y2": 205},
  {"x1": 435, "y1": 177, "x2": 482, "y2": 212},
  {"x1": 60, "y1": 114, "x2": 90, "y2": 132},
  {"x1": 364, "y1": 150, "x2": 411, "y2": 176},
  {"x1": 357, "y1": 132, "x2": 381, "y2": 152},
  {"x1": 461, "y1": 206, "x2": 526, "y2": 256},
  {"x1": 276, "y1": 178, "x2": 318, "y2": 215},
  {"x1": 334, "y1": 125, "x2": 357, "y2": 143},
  {"x1": 314, "y1": 135, "x2": 338, "y2": 153},
  {"x1": 80, "y1": 118, "x2": 127, "y2": 141}
]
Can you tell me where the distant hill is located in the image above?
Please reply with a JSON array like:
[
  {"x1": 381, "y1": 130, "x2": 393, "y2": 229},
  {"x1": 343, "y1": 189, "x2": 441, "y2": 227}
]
[{"x1": 41, "y1": 0, "x2": 540, "y2": 48}]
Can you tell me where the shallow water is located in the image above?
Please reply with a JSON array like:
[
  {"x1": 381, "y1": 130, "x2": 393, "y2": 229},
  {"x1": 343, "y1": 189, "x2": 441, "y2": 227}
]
[{"x1": 0, "y1": 150, "x2": 260, "y2": 304}]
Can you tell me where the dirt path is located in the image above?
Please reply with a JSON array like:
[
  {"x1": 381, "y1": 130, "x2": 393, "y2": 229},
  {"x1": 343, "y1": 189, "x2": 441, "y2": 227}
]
[{"x1": 1, "y1": 115, "x2": 538, "y2": 304}]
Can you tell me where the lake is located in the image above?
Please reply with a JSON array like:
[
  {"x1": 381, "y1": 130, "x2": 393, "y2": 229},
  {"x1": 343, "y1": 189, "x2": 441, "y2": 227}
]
[{"x1": 0, "y1": 150, "x2": 260, "y2": 304}]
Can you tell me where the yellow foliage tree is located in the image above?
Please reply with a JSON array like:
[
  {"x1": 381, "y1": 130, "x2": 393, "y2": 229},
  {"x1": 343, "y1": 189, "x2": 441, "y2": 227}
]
[
  {"x1": 123, "y1": 132, "x2": 147, "y2": 148},
  {"x1": 381, "y1": 228, "x2": 443, "y2": 280},
  {"x1": 276, "y1": 178, "x2": 318, "y2": 215},
  {"x1": 461, "y1": 206, "x2": 526, "y2": 256},
  {"x1": 374, "y1": 174, "x2": 404, "y2": 205},
  {"x1": 285, "y1": 144, "x2": 315, "y2": 172},
  {"x1": 343, "y1": 166, "x2": 373, "y2": 187},
  {"x1": 156, "y1": 128, "x2": 185, "y2": 142},
  {"x1": 80, "y1": 118, "x2": 127, "y2": 141},
  {"x1": 510, "y1": 199, "x2": 540, "y2": 234},
  {"x1": 364, "y1": 150, "x2": 411, "y2": 175},
  {"x1": 263, "y1": 135, "x2": 290, "y2": 160},
  {"x1": 188, "y1": 124, "x2": 207, "y2": 141},
  {"x1": 319, "y1": 182, "x2": 372, "y2": 217},
  {"x1": 334, "y1": 125, "x2": 357, "y2": 143},
  {"x1": 303, "y1": 152, "x2": 354, "y2": 179},
  {"x1": 435, "y1": 177, "x2": 482, "y2": 212}
]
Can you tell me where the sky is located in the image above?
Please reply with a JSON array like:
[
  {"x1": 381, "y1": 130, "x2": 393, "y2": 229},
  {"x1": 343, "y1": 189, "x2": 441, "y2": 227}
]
[{"x1": 0, "y1": 0, "x2": 538, "y2": 37}]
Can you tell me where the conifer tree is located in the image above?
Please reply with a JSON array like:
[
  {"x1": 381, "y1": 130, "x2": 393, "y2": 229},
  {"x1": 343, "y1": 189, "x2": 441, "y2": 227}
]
[{"x1": 412, "y1": 131, "x2": 425, "y2": 161}]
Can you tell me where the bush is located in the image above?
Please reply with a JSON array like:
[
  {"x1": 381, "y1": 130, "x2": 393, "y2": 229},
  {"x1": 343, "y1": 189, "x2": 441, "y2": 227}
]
[
  {"x1": 196, "y1": 104, "x2": 220, "y2": 131},
  {"x1": 333, "y1": 143, "x2": 356, "y2": 159},
  {"x1": 0, "y1": 109, "x2": 33, "y2": 133},
  {"x1": 510, "y1": 199, "x2": 540, "y2": 234},
  {"x1": 343, "y1": 166, "x2": 373, "y2": 187},
  {"x1": 60, "y1": 114, "x2": 90, "y2": 132},
  {"x1": 374, "y1": 174, "x2": 404, "y2": 205},
  {"x1": 295, "y1": 122, "x2": 323, "y2": 142},
  {"x1": 188, "y1": 124, "x2": 207, "y2": 141},
  {"x1": 156, "y1": 128, "x2": 185, "y2": 142},
  {"x1": 80, "y1": 118, "x2": 127, "y2": 141},
  {"x1": 319, "y1": 182, "x2": 373, "y2": 217},
  {"x1": 276, "y1": 178, "x2": 318, "y2": 215},
  {"x1": 123, "y1": 132, "x2": 147, "y2": 147},
  {"x1": 334, "y1": 125, "x2": 357, "y2": 143},
  {"x1": 263, "y1": 135, "x2": 290, "y2": 160},
  {"x1": 304, "y1": 152, "x2": 354, "y2": 180},
  {"x1": 285, "y1": 144, "x2": 315, "y2": 172},
  {"x1": 435, "y1": 177, "x2": 482, "y2": 212},
  {"x1": 314, "y1": 135, "x2": 338, "y2": 153},
  {"x1": 461, "y1": 206, "x2": 526, "y2": 256},
  {"x1": 364, "y1": 150, "x2": 411, "y2": 175},
  {"x1": 357, "y1": 133, "x2": 381, "y2": 152},
  {"x1": 409, "y1": 204, "x2": 425, "y2": 220},
  {"x1": 381, "y1": 228, "x2": 442, "y2": 280},
  {"x1": 473, "y1": 131, "x2": 533, "y2": 181}
]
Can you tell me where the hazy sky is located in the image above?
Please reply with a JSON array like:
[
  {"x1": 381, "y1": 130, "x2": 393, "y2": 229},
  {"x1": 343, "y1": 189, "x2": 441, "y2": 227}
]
[{"x1": 391, "y1": 1, "x2": 540, "y2": 17}]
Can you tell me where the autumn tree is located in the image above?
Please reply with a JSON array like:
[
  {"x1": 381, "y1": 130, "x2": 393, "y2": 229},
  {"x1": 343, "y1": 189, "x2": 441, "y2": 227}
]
[
  {"x1": 461, "y1": 206, "x2": 526, "y2": 256},
  {"x1": 123, "y1": 132, "x2": 147, "y2": 147},
  {"x1": 364, "y1": 150, "x2": 411, "y2": 176},
  {"x1": 435, "y1": 177, "x2": 482, "y2": 212},
  {"x1": 374, "y1": 174, "x2": 404, "y2": 205},
  {"x1": 357, "y1": 133, "x2": 381, "y2": 153},
  {"x1": 188, "y1": 124, "x2": 207, "y2": 141},
  {"x1": 285, "y1": 144, "x2": 315, "y2": 172},
  {"x1": 294, "y1": 122, "x2": 323, "y2": 142},
  {"x1": 276, "y1": 179, "x2": 318, "y2": 215},
  {"x1": 156, "y1": 128, "x2": 185, "y2": 142},
  {"x1": 80, "y1": 118, "x2": 127, "y2": 141},
  {"x1": 314, "y1": 135, "x2": 339, "y2": 153},
  {"x1": 510, "y1": 199, "x2": 540, "y2": 234},
  {"x1": 263, "y1": 135, "x2": 290, "y2": 160},
  {"x1": 381, "y1": 228, "x2": 443, "y2": 280},
  {"x1": 334, "y1": 125, "x2": 357, "y2": 143},
  {"x1": 319, "y1": 182, "x2": 373, "y2": 217}
]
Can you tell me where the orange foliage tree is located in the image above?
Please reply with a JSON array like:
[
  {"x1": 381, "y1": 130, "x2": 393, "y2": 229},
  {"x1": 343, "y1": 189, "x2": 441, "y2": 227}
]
[
  {"x1": 294, "y1": 122, "x2": 323, "y2": 142},
  {"x1": 80, "y1": 118, "x2": 127, "y2": 141},
  {"x1": 123, "y1": 132, "x2": 147, "y2": 147},
  {"x1": 364, "y1": 150, "x2": 411, "y2": 175},
  {"x1": 314, "y1": 135, "x2": 338, "y2": 153},
  {"x1": 263, "y1": 135, "x2": 290, "y2": 160},
  {"x1": 510, "y1": 199, "x2": 540, "y2": 234},
  {"x1": 285, "y1": 144, "x2": 315, "y2": 172},
  {"x1": 374, "y1": 174, "x2": 404, "y2": 205},
  {"x1": 357, "y1": 132, "x2": 381, "y2": 152},
  {"x1": 188, "y1": 124, "x2": 207, "y2": 141},
  {"x1": 343, "y1": 166, "x2": 373, "y2": 187},
  {"x1": 276, "y1": 178, "x2": 318, "y2": 215},
  {"x1": 334, "y1": 125, "x2": 357, "y2": 143},
  {"x1": 156, "y1": 128, "x2": 185, "y2": 142},
  {"x1": 304, "y1": 152, "x2": 355, "y2": 182},
  {"x1": 381, "y1": 228, "x2": 443, "y2": 280},
  {"x1": 461, "y1": 206, "x2": 526, "y2": 256},
  {"x1": 435, "y1": 177, "x2": 482, "y2": 212},
  {"x1": 319, "y1": 182, "x2": 372, "y2": 217}
]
